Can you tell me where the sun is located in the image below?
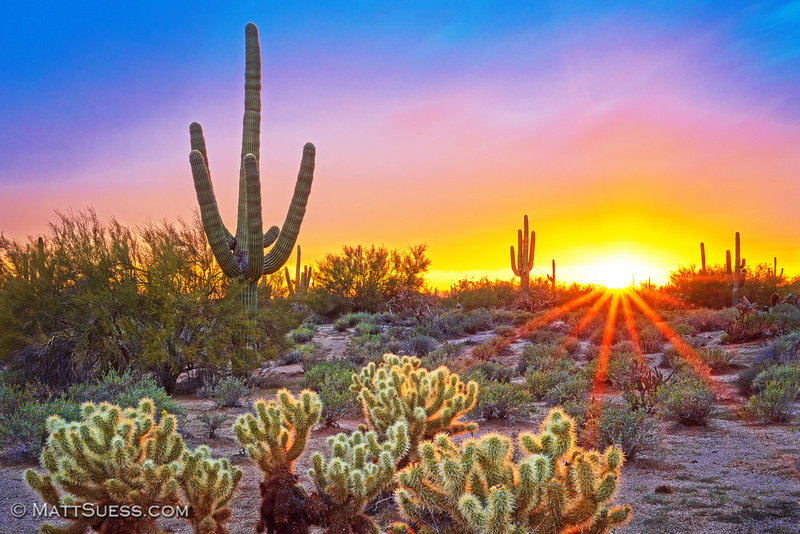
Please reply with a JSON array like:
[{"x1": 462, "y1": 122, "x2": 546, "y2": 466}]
[{"x1": 581, "y1": 253, "x2": 653, "y2": 289}]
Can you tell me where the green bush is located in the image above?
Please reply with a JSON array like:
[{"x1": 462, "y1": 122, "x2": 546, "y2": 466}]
[
  {"x1": 545, "y1": 374, "x2": 590, "y2": 407},
  {"x1": 745, "y1": 382, "x2": 796, "y2": 423},
  {"x1": 300, "y1": 359, "x2": 359, "y2": 426},
  {"x1": 465, "y1": 375, "x2": 532, "y2": 421},
  {"x1": 198, "y1": 412, "x2": 228, "y2": 438},
  {"x1": 462, "y1": 361, "x2": 514, "y2": 383},
  {"x1": 762, "y1": 304, "x2": 800, "y2": 335},
  {"x1": 354, "y1": 320, "x2": 381, "y2": 337},
  {"x1": 699, "y1": 347, "x2": 734, "y2": 374},
  {"x1": 402, "y1": 334, "x2": 438, "y2": 356},
  {"x1": 0, "y1": 395, "x2": 78, "y2": 463},
  {"x1": 446, "y1": 276, "x2": 518, "y2": 310},
  {"x1": 656, "y1": 374, "x2": 715, "y2": 425},
  {"x1": 287, "y1": 325, "x2": 316, "y2": 344},
  {"x1": 751, "y1": 365, "x2": 800, "y2": 395},
  {"x1": 593, "y1": 403, "x2": 660, "y2": 460},
  {"x1": 66, "y1": 369, "x2": 186, "y2": 419},
  {"x1": 419, "y1": 342, "x2": 463, "y2": 369},
  {"x1": 344, "y1": 333, "x2": 400, "y2": 365},
  {"x1": 525, "y1": 369, "x2": 574, "y2": 401},
  {"x1": 516, "y1": 343, "x2": 574, "y2": 375},
  {"x1": 197, "y1": 376, "x2": 254, "y2": 408}
]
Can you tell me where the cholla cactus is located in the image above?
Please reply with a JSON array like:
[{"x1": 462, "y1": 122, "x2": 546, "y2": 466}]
[
  {"x1": 178, "y1": 445, "x2": 242, "y2": 534},
  {"x1": 24, "y1": 399, "x2": 185, "y2": 534},
  {"x1": 392, "y1": 408, "x2": 631, "y2": 534},
  {"x1": 234, "y1": 389, "x2": 321, "y2": 534},
  {"x1": 351, "y1": 354, "x2": 478, "y2": 465},
  {"x1": 309, "y1": 421, "x2": 410, "y2": 534}
]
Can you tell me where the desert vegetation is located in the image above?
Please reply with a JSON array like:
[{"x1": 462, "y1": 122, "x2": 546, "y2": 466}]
[{"x1": 3, "y1": 20, "x2": 800, "y2": 534}]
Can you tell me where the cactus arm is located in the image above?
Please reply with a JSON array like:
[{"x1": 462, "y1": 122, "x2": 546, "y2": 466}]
[
  {"x1": 528, "y1": 229, "x2": 535, "y2": 270},
  {"x1": 263, "y1": 143, "x2": 316, "y2": 274},
  {"x1": 264, "y1": 225, "x2": 279, "y2": 247},
  {"x1": 510, "y1": 246, "x2": 520, "y2": 276},
  {"x1": 189, "y1": 150, "x2": 241, "y2": 278},
  {"x1": 244, "y1": 154, "x2": 264, "y2": 282},
  {"x1": 295, "y1": 245, "x2": 302, "y2": 288},
  {"x1": 190, "y1": 122, "x2": 235, "y2": 248}
]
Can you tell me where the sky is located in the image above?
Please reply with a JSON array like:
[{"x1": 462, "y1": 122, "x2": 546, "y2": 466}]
[{"x1": 2, "y1": 1, "x2": 800, "y2": 289}]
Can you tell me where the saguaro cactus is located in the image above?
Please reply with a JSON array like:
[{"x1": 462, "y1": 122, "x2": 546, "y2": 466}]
[
  {"x1": 700, "y1": 242, "x2": 707, "y2": 275},
  {"x1": 510, "y1": 215, "x2": 535, "y2": 294},
  {"x1": 285, "y1": 245, "x2": 313, "y2": 297},
  {"x1": 547, "y1": 259, "x2": 556, "y2": 290},
  {"x1": 189, "y1": 22, "x2": 315, "y2": 309},
  {"x1": 725, "y1": 232, "x2": 746, "y2": 306}
]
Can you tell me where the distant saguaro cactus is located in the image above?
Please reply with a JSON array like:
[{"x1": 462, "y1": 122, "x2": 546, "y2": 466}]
[
  {"x1": 285, "y1": 245, "x2": 313, "y2": 297},
  {"x1": 725, "y1": 232, "x2": 746, "y2": 306},
  {"x1": 188, "y1": 23, "x2": 315, "y2": 309},
  {"x1": 700, "y1": 242, "x2": 707, "y2": 275},
  {"x1": 510, "y1": 215, "x2": 535, "y2": 294},
  {"x1": 547, "y1": 258, "x2": 556, "y2": 290}
]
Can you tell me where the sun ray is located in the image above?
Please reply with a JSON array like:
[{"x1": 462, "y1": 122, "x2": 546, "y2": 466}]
[
  {"x1": 626, "y1": 290, "x2": 713, "y2": 382},
  {"x1": 620, "y1": 291, "x2": 647, "y2": 365},
  {"x1": 570, "y1": 291, "x2": 613, "y2": 338},
  {"x1": 590, "y1": 291, "x2": 620, "y2": 396}
]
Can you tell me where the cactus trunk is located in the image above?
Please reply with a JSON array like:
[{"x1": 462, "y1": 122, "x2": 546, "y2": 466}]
[{"x1": 725, "y1": 232, "x2": 746, "y2": 306}]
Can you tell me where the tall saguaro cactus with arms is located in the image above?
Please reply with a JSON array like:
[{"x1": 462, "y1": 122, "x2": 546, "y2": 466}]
[
  {"x1": 189, "y1": 22, "x2": 315, "y2": 309},
  {"x1": 510, "y1": 215, "x2": 535, "y2": 294}
]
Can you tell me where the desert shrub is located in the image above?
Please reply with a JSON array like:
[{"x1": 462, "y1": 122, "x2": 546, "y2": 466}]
[
  {"x1": 525, "y1": 369, "x2": 574, "y2": 401},
  {"x1": 756, "y1": 332, "x2": 800, "y2": 367},
  {"x1": 584, "y1": 343, "x2": 600, "y2": 361},
  {"x1": 197, "y1": 376, "x2": 254, "y2": 408},
  {"x1": 699, "y1": 347, "x2": 734, "y2": 374},
  {"x1": 314, "y1": 244, "x2": 430, "y2": 312},
  {"x1": 607, "y1": 348, "x2": 637, "y2": 383},
  {"x1": 745, "y1": 382, "x2": 797, "y2": 423},
  {"x1": 402, "y1": 334, "x2": 438, "y2": 356},
  {"x1": 198, "y1": 412, "x2": 228, "y2": 438},
  {"x1": 465, "y1": 375, "x2": 532, "y2": 421},
  {"x1": 419, "y1": 341, "x2": 463, "y2": 369},
  {"x1": 470, "y1": 336, "x2": 510, "y2": 360},
  {"x1": 354, "y1": 320, "x2": 381, "y2": 337},
  {"x1": 447, "y1": 276, "x2": 517, "y2": 310},
  {"x1": 66, "y1": 369, "x2": 186, "y2": 419},
  {"x1": 300, "y1": 359, "x2": 359, "y2": 426},
  {"x1": 592, "y1": 403, "x2": 660, "y2": 460},
  {"x1": 462, "y1": 361, "x2": 514, "y2": 383},
  {"x1": 737, "y1": 367, "x2": 762, "y2": 395},
  {"x1": 516, "y1": 343, "x2": 574, "y2": 375},
  {"x1": 524, "y1": 328, "x2": 564, "y2": 345},
  {"x1": 545, "y1": 374, "x2": 590, "y2": 407},
  {"x1": 287, "y1": 324, "x2": 316, "y2": 344},
  {"x1": 461, "y1": 308, "x2": 495, "y2": 334},
  {"x1": 660, "y1": 345, "x2": 690, "y2": 371},
  {"x1": 667, "y1": 264, "x2": 731, "y2": 309},
  {"x1": 344, "y1": 333, "x2": 400, "y2": 365},
  {"x1": 762, "y1": 304, "x2": 800, "y2": 335},
  {"x1": 656, "y1": 374, "x2": 716, "y2": 425},
  {"x1": 494, "y1": 324, "x2": 515, "y2": 336},
  {"x1": 0, "y1": 395, "x2": 78, "y2": 463},
  {"x1": 751, "y1": 365, "x2": 800, "y2": 396},
  {"x1": 303, "y1": 286, "x2": 353, "y2": 318},
  {"x1": 683, "y1": 308, "x2": 730, "y2": 333},
  {"x1": 611, "y1": 360, "x2": 673, "y2": 412}
]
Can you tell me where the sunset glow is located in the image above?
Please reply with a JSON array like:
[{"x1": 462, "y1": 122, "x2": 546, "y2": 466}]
[{"x1": 2, "y1": 3, "x2": 800, "y2": 289}]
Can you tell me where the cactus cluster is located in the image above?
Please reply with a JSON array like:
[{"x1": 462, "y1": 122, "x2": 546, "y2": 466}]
[
  {"x1": 309, "y1": 422, "x2": 409, "y2": 534},
  {"x1": 351, "y1": 354, "x2": 478, "y2": 464},
  {"x1": 188, "y1": 22, "x2": 315, "y2": 309},
  {"x1": 25, "y1": 398, "x2": 239, "y2": 534},
  {"x1": 725, "y1": 232, "x2": 746, "y2": 306},
  {"x1": 392, "y1": 408, "x2": 630, "y2": 534},
  {"x1": 510, "y1": 215, "x2": 535, "y2": 294}
]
